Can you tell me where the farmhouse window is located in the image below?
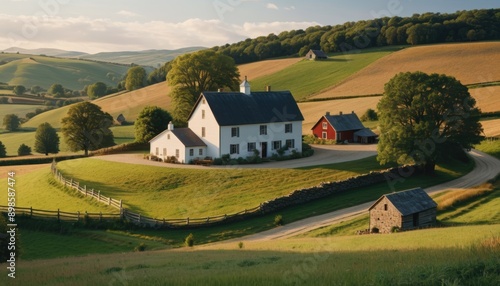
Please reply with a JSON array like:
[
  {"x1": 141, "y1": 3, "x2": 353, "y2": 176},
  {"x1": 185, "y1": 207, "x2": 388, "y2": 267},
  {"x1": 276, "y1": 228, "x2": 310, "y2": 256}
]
[
  {"x1": 230, "y1": 144, "x2": 239, "y2": 154},
  {"x1": 175, "y1": 149, "x2": 179, "y2": 158},
  {"x1": 272, "y1": 140, "x2": 282, "y2": 150},
  {"x1": 322, "y1": 122, "x2": 327, "y2": 129},
  {"x1": 285, "y1": 123, "x2": 293, "y2": 133},
  {"x1": 167, "y1": 134, "x2": 170, "y2": 140},
  {"x1": 202, "y1": 110, "x2": 205, "y2": 119},
  {"x1": 286, "y1": 139, "x2": 295, "y2": 148},
  {"x1": 260, "y1": 125, "x2": 267, "y2": 135},
  {"x1": 248, "y1": 142, "x2": 256, "y2": 152},
  {"x1": 202, "y1": 99, "x2": 206, "y2": 104},
  {"x1": 189, "y1": 149, "x2": 194, "y2": 156},
  {"x1": 202, "y1": 127, "x2": 206, "y2": 137},
  {"x1": 199, "y1": 149, "x2": 203, "y2": 156},
  {"x1": 384, "y1": 204, "x2": 388, "y2": 211},
  {"x1": 155, "y1": 147, "x2": 159, "y2": 156},
  {"x1": 231, "y1": 127, "x2": 240, "y2": 137},
  {"x1": 322, "y1": 132, "x2": 327, "y2": 139},
  {"x1": 163, "y1": 148, "x2": 167, "y2": 156}
]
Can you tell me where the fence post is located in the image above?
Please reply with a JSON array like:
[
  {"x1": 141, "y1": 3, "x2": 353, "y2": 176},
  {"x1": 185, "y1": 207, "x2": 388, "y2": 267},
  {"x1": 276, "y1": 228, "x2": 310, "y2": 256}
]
[
  {"x1": 186, "y1": 217, "x2": 189, "y2": 225},
  {"x1": 77, "y1": 211, "x2": 80, "y2": 222},
  {"x1": 70, "y1": 178, "x2": 73, "y2": 188},
  {"x1": 30, "y1": 206, "x2": 33, "y2": 218},
  {"x1": 162, "y1": 218, "x2": 165, "y2": 227},
  {"x1": 206, "y1": 217, "x2": 210, "y2": 223},
  {"x1": 138, "y1": 214, "x2": 141, "y2": 224},
  {"x1": 224, "y1": 214, "x2": 227, "y2": 220},
  {"x1": 84, "y1": 185, "x2": 87, "y2": 196},
  {"x1": 108, "y1": 197, "x2": 111, "y2": 205},
  {"x1": 91, "y1": 189, "x2": 94, "y2": 198},
  {"x1": 76, "y1": 181, "x2": 79, "y2": 190},
  {"x1": 98, "y1": 191, "x2": 101, "y2": 202},
  {"x1": 120, "y1": 200, "x2": 123, "y2": 209},
  {"x1": 57, "y1": 209, "x2": 60, "y2": 222}
]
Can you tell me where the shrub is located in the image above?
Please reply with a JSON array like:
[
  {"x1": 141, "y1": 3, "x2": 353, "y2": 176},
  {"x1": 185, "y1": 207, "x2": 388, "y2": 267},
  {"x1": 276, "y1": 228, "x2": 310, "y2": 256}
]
[
  {"x1": 0, "y1": 141, "x2": 6, "y2": 157},
  {"x1": 238, "y1": 242, "x2": 244, "y2": 249},
  {"x1": 134, "y1": 243, "x2": 147, "y2": 252},
  {"x1": 274, "y1": 214, "x2": 284, "y2": 226},
  {"x1": 391, "y1": 226, "x2": 400, "y2": 233},
  {"x1": 17, "y1": 144, "x2": 32, "y2": 156},
  {"x1": 360, "y1": 108, "x2": 378, "y2": 121},
  {"x1": 185, "y1": 233, "x2": 194, "y2": 247}
]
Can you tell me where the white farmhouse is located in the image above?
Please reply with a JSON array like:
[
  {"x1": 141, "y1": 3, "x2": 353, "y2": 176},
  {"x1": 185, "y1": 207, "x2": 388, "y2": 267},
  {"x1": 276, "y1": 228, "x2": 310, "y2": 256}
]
[{"x1": 149, "y1": 78, "x2": 304, "y2": 163}]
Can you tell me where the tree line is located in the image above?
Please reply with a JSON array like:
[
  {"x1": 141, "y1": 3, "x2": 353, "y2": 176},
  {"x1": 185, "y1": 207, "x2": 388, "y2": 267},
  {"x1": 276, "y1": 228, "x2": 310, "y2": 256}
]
[{"x1": 212, "y1": 9, "x2": 500, "y2": 64}]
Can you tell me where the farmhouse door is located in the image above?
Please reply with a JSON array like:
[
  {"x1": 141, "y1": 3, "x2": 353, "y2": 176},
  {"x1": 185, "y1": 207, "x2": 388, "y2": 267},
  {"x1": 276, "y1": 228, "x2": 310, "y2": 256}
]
[{"x1": 261, "y1": 142, "x2": 268, "y2": 158}]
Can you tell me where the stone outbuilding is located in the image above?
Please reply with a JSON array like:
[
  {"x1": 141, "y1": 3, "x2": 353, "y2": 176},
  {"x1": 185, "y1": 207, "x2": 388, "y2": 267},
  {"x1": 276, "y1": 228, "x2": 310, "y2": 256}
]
[
  {"x1": 369, "y1": 187, "x2": 437, "y2": 233},
  {"x1": 305, "y1": 49, "x2": 328, "y2": 60}
]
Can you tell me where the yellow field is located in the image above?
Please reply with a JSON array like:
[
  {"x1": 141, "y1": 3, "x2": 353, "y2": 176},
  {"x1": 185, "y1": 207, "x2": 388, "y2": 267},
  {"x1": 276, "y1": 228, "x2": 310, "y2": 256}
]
[
  {"x1": 237, "y1": 58, "x2": 302, "y2": 81},
  {"x1": 481, "y1": 119, "x2": 500, "y2": 137},
  {"x1": 93, "y1": 81, "x2": 173, "y2": 121},
  {"x1": 311, "y1": 42, "x2": 500, "y2": 98},
  {"x1": 471, "y1": 86, "x2": 500, "y2": 113}
]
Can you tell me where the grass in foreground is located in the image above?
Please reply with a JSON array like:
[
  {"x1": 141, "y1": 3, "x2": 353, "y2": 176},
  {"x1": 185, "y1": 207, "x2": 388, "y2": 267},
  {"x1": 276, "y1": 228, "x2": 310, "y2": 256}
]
[
  {"x1": 476, "y1": 138, "x2": 500, "y2": 159},
  {"x1": 4, "y1": 225, "x2": 499, "y2": 285}
]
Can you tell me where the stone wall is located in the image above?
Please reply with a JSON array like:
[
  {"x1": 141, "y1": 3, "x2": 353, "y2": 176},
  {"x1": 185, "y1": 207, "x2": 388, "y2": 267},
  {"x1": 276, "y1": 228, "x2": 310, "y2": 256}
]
[{"x1": 260, "y1": 166, "x2": 412, "y2": 214}]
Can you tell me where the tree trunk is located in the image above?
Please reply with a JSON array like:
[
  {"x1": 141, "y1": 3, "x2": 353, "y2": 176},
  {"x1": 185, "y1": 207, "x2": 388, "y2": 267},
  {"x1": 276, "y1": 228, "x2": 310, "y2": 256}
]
[
  {"x1": 424, "y1": 160, "x2": 436, "y2": 175},
  {"x1": 84, "y1": 148, "x2": 88, "y2": 156}
]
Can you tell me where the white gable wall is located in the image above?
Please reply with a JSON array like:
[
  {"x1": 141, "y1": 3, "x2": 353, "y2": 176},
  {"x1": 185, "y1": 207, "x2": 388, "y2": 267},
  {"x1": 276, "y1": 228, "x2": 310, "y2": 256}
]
[
  {"x1": 188, "y1": 96, "x2": 221, "y2": 158},
  {"x1": 149, "y1": 130, "x2": 187, "y2": 163}
]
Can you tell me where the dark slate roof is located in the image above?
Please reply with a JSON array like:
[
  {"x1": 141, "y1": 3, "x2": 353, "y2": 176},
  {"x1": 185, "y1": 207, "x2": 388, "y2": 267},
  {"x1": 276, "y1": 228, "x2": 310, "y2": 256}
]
[
  {"x1": 310, "y1": 49, "x2": 328, "y2": 58},
  {"x1": 323, "y1": 113, "x2": 365, "y2": 132},
  {"x1": 171, "y1": 128, "x2": 206, "y2": 147},
  {"x1": 370, "y1": 188, "x2": 437, "y2": 216},
  {"x1": 354, "y1": 128, "x2": 377, "y2": 137},
  {"x1": 195, "y1": 91, "x2": 304, "y2": 126}
]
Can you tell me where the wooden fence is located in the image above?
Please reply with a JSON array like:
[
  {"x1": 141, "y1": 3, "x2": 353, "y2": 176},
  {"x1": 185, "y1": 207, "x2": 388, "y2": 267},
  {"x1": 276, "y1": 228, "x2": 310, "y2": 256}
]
[
  {"x1": 51, "y1": 161, "x2": 123, "y2": 210},
  {"x1": 0, "y1": 206, "x2": 120, "y2": 222}
]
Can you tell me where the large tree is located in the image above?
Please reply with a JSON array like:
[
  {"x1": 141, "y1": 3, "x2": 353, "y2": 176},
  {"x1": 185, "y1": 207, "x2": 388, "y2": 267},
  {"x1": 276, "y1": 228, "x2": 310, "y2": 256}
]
[
  {"x1": 13, "y1": 85, "x2": 26, "y2": 96},
  {"x1": 47, "y1": 83, "x2": 65, "y2": 97},
  {"x1": 125, "y1": 66, "x2": 147, "y2": 91},
  {"x1": 61, "y1": 102, "x2": 115, "y2": 156},
  {"x1": 3, "y1": 114, "x2": 20, "y2": 131},
  {"x1": 377, "y1": 71, "x2": 483, "y2": 173},
  {"x1": 34, "y1": 122, "x2": 60, "y2": 155},
  {"x1": 167, "y1": 50, "x2": 240, "y2": 124},
  {"x1": 134, "y1": 106, "x2": 173, "y2": 143}
]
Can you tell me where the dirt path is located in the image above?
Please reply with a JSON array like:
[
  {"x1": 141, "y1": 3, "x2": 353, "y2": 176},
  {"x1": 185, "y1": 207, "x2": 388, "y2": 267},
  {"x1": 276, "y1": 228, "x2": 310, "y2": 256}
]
[
  {"x1": 94, "y1": 144, "x2": 377, "y2": 169},
  {"x1": 235, "y1": 149, "x2": 500, "y2": 242}
]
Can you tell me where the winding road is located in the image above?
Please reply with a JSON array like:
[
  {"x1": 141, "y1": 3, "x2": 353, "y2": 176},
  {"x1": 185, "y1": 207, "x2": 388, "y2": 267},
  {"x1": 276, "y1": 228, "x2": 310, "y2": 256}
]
[{"x1": 239, "y1": 149, "x2": 500, "y2": 242}]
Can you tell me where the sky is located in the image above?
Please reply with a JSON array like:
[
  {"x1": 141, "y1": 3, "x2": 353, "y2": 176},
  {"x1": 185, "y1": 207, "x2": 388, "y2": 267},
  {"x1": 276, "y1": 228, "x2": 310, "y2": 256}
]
[{"x1": 0, "y1": 0, "x2": 498, "y2": 54}]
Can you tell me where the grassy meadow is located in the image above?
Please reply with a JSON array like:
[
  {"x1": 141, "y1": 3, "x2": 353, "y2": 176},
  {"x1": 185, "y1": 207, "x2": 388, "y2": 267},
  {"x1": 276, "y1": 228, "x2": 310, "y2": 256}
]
[
  {"x1": 0, "y1": 104, "x2": 45, "y2": 119},
  {"x1": 476, "y1": 138, "x2": 500, "y2": 159},
  {"x1": 250, "y1": 46, "x2": 403, "y2": 100}
]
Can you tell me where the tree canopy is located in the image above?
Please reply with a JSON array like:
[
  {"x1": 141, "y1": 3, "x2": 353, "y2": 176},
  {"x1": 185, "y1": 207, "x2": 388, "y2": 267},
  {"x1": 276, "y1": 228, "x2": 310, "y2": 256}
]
[
  {"x1": 61, "y1": 102, "x2": 115, "y2": 156},
  {"x1": 17, "y1": 144, "x2": 31, "y2": 156},
  {"x1": 125, "y1": 66, "x2": 147, "y2": 91},
  {"x1": 377, "y1": 71, "x2": 483, "y2": 173},
  {"x1": 168, "y1": 49, "x2": 240, "y2": 124},
  {"x1": 0, "y1": 141, "x2": 6, "y2": 157},
  {"x1": 47, "y1": 83, "x2": 65, "y2": 97},
  {"x1": 134, "y1": 106, "x2": 173, "y2": 143},
  {"x1": 213, "y1": 9, "x2": 500, "y2": 64},
  {"x1": 13, "y1": 85, "x2": 26, "y2": 96},
  {"x1": 3, "y1": 114, "x2": 20, "y2": 131},
  {"x1": 87, "y1": 82, "x2": 108, "y2": 99},
  {"x1": 34, "y1": 122, "x2": 60, "y2": 155}
]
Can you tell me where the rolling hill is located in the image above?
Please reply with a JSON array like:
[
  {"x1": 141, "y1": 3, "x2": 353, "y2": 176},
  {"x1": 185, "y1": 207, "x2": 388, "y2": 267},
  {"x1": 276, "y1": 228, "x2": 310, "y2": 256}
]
[
  {"x1": 0, "y1": 53, "x2": 134, "y2": 90},
  {"x1": 310, "y1": 42, "x2": 500, "y2": 99}
]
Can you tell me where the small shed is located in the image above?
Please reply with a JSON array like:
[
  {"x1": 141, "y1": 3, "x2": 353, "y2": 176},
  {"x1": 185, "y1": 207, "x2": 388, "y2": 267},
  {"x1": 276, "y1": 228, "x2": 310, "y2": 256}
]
[
  {"x1": 369, "y1": 187, "x2": 437, "y2": 233},
  {"x1": 305, "y1": 49, "x2": 328, "y2": 60}
]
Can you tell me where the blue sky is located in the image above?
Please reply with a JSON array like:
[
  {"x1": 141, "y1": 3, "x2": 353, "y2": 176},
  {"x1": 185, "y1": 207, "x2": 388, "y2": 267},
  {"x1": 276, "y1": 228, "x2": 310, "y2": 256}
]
[{"x1": 1, "y1": 0, "x2": 498, "y2": 53}]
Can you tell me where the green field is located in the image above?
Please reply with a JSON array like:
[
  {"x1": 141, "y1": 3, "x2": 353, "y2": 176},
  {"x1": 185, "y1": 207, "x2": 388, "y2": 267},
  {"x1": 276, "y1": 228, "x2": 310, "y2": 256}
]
[
  {"x1": 250, "y1": 46, "x2": 403, "y2": 100},
  {"x1": 0, "y1": 53, "x2": 133, "y2": 90},
  {"x1": 0, "y1": 104, "x2": 44, "y2": 119},
  {"x1": 476, "y1": 138, "x2": 500, "y2": 159}
]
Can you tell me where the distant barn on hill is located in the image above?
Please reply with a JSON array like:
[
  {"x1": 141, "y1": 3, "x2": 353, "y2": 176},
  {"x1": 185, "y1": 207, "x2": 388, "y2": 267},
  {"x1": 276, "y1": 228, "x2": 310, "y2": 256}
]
[
  {"x1": 116, "y1": 114, "x2": 126, "y2": 125},
  {"x1": 369, "y1": 188, "x2": 437, "y2": 234},
  {"x1": 305, "y1": 49, "x2": 328, "y2": 60}
]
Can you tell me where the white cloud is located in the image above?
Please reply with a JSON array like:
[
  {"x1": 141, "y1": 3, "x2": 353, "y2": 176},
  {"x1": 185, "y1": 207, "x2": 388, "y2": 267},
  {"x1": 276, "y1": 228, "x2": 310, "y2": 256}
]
[
  {"x1": 0, "y1": 14, "x2": 319, "y2": 53},
  {"x1": 285, "y1": 6, "x2": 296, "y2": 11},
  {"x1": 266, "y1": 3, "x2": 279, "y2": 10},
  {"x1": 117, "y1": 10, "x2": 139, "y2": 17}
]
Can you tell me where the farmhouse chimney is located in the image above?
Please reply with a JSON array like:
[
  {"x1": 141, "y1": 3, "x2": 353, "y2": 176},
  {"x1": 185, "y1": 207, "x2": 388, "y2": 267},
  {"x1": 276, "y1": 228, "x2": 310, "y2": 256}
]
[
  {"x1": 325, "y1": 112, "x2": 330, "y2": 116},
  {"x1": 167, "y1": 121, "x2": 174, "y2": 131},
  {"x1": 266, "y1": 85, "x2": 271, "y2": 92},
  {"x1": 339, "y1": 111, "x2": 343, "y2": 115},
  {"x1": 240, "y1": 76, "x2": 251, "y2": 95},
  {"x1": 352, "y1": 111, "x2": 355, "y2": 114},
  {"x1": 217, "y1": 88, "x2": 223, "y2": 92}
]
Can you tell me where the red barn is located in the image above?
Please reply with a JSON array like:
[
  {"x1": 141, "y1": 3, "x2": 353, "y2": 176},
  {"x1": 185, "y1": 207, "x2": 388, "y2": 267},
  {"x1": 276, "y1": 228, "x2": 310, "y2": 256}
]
[{"x1": 311, "y1": 111, "x2": 377, "y2": 143}]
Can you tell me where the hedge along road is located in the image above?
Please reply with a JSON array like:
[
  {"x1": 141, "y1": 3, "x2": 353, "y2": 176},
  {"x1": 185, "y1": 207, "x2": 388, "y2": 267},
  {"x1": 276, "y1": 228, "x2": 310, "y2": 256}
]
[
  {"x1": 232, "y1": 149, "x2": 500, "y2": 242},
  {"x1": 94, "y1": 144, "x2": 378, "y2": 169}
]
